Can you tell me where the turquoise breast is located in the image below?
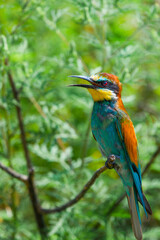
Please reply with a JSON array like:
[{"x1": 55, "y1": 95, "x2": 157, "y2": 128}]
[
  {"x1": 91, "y1": 100, "x2": 133, "y2": 188},
  {"x1": 91, "y1": 101, "x2": 122, "y2": 157}
]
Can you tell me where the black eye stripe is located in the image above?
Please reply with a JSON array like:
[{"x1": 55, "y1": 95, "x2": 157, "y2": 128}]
[{"x1": 98, "y1": 81, "x2": 119, "y2": 94}]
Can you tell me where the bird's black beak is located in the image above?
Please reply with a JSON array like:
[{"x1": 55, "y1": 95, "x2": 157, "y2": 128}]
[{"x1": 68, "y1": 75, "x2": 99, "y2": 89}]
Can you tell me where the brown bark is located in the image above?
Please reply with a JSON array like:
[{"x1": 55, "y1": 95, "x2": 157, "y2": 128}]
[{"x1": 5, "y1": 59, "x2": 47, "y2": 239}]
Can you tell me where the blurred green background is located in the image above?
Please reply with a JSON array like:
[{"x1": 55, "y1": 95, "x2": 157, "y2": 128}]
[{"x1": 0, "y1": 0, "x2": 160, "y2": 239}]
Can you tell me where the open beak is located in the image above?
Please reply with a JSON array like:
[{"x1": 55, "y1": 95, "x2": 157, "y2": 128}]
[{"x1": 68, "y1": 75, "x2": 99, "y2": 89}]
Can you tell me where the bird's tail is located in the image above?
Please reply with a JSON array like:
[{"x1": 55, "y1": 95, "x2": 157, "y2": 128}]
[{"x1": 127, "y1": 187, "x2": 142, "y2": 240}]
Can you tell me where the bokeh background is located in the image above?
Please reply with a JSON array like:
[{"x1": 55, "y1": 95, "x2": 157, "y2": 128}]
[{"x1": 0, "y1": 0, "x2": 160, "y2": 239}]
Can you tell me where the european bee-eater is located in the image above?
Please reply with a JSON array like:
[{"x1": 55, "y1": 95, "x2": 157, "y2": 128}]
[{"x1": 69, "y1": 73, "x2": 152, "y2": 240}]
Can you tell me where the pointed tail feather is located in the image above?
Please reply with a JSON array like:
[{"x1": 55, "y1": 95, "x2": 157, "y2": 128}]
[
  {"x1": 138, "y1": 192, "x2": 152, "y2": 216},
  {"x1": 127, "y1": 187, "x2": 142, "y2": 240}
]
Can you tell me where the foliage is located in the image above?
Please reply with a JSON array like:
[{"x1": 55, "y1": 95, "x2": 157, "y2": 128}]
[{"x1": 0, "y1": 0, "x2": 160, "y2": 239}]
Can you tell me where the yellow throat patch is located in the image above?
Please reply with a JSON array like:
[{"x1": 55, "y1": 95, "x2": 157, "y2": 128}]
[{"x1": 88, "y1": 88, "x2": 115, "y2": 102}]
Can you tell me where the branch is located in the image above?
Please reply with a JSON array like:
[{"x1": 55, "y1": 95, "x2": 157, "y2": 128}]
[
  {"x1": 41, "y1": 165, "x2": 107, "y2": 214},
  {"x1": 5, "y1": 59, "x2": 32, "y2": 170},
  {"x1": 4, "y1": 59, "x2": 46, "y2": 238},
  {"x1": 105, "y1": 145, "x2": 160, "y2": 216},
  {"x1": 0, "y1": 162, "x2": 28, "y2": 183},
  {"x1": 41, "y1": 146, "x2": 160, "y2": 215}
]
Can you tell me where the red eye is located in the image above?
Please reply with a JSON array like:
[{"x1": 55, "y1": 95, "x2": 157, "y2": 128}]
[{"x1": 104, "y1": 82, "x2": 108, "y2": 86}]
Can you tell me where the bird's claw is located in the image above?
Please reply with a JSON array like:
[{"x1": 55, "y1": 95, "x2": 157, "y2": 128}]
[{"x1": 105, "y1": 154, "x2": 118, "y2": 169}]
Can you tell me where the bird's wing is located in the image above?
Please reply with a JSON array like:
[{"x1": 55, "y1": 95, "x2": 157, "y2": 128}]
[
  {"x1": 119, "y1": 117, "x2": 139, "y2": 167},
  {"x1": 115, "y1": 111, "x2": 147, "y2": 215}
]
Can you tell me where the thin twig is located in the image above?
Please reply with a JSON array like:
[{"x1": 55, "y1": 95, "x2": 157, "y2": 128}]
[
  {"x1": 29, "y1": 96, "x2": 46, "y2": 118},
  {"x1": 105, "y1": 145, "x2": 160, "y2": 216},
  {"x1": 0, "y1": 162, "x2": 28, "y2": 183},
  {"x1": 141, "y1": 146, "x2": 160, "y2": 176},
  {"x1": 41, "y1": 165, "x2": 107, "y2": 214},
  {"x1": 105, "y1": 192, "x2": 126, "y2": 216}
]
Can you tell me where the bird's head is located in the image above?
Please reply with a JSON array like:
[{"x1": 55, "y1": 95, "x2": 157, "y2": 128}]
[{"x1": 69, "y1": 73, "x2": 122, "y2": 102}]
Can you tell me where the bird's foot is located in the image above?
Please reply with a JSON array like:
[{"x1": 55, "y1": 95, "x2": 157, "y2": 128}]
[{"x1": 105, "y1": 154, "x2": 119, "y2": 169}]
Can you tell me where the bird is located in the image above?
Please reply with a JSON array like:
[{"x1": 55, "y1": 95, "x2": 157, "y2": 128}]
[{"x1": 69, "y1": 73, "x2": 152, "y2": 240}]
